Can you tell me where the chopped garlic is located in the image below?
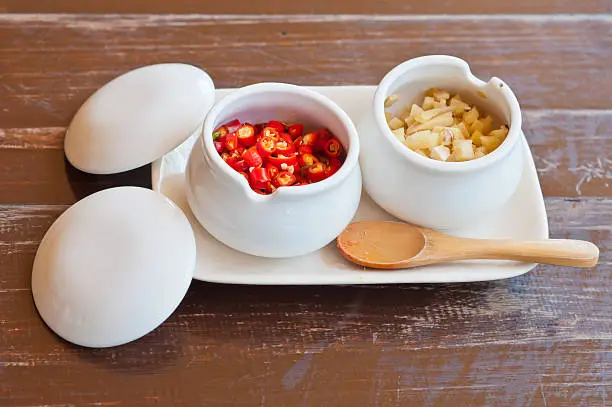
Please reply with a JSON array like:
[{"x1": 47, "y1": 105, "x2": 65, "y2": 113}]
[
  {"x1": 391, "y1": 127, "x2": 406, "y2": 143},
  {"x1": 431, "y1": 145, "x2": 451, "y2": 161},
  {"x1": 432, "y1": 89, "x2": 450, "y2": 101},
  {"x1": 388, "y1": 117, "x2": 404, "y2": 130},
  {"x1": 385, "y1": 111, "x2": 393, "y2": 123},
  {"x1": 452, "y1": 140, "x2": 475, "y2": 161},
  {"x1": 474, "y1": 146, "x2": 487, "y2": 158},
  {"x1": 422, "y1": 96, "x2": 436, "y2": 110},
  {"x1": 471, "y1": 130, "x2": 484, "y2": 146},
  {"x1": 407, "y1": 112, "x2": 454, "y2": 134},
  {"x1": 414, "y1": 107, "x2": 454, "y2": 124},
  {"x1": 280, "y1": 163, "x2": 288, "y2": 170},
  {"x1": 463, "y1": 107, "x2": 479, "y2": 125},
  {"x1": 411, "y1": 130, "x2": 440, "y2": 150},
  {"x1": 383, "y1": 87, "x2": 509, "y2": 161},
  {"x1": 384, "y1": 94, "x2": 399, "y2": 108}
]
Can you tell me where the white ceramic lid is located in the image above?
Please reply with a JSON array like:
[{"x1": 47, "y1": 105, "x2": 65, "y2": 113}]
[
  {"x1": 32, "y1": 187, "x2": 196, "y2": 347},
  {"x1": 65, "y1": 63, "x2": 215, "y2": 174}
]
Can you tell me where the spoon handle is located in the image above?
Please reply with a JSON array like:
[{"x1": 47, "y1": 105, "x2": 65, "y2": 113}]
[{"x1": 444, "y1": 238, "x2": 599, "y2": 268}]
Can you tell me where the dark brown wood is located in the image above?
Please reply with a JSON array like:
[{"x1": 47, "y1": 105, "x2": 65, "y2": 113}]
[
  {"x1": 1, "y1": 0, "x2": 610, "y2": 14},
  {"x1": 1, "y1": 5, "x2": 611, "y2": 407},
  {"x1": 0, "y1": 198, "x2": 610, "y2": 406},
  {"x1": 1, "y1": 15, "x2": 612, "y2": 130}
]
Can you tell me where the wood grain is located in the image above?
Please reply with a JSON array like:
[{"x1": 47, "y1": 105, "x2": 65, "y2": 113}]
[
  {"x1": 1, "y1": 5, "x2": 611, "y2": 406},
  {"x1": 0, "y1": 110, "x2": 609, "y2": 204},
  {"x1": 1, "y1": 0, "x2": 610, "y2": 15},
  {"x1": 0, "y1": 197, "x2": 610, "y2": 406},
  {"x1": 1, "y1": 14, "x2": 612, "y2": 129}
]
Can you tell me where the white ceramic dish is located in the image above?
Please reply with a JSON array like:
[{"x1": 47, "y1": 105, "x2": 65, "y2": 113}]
[
  {"x1": 152, "y1": 86, "x2": 548, "y2": 285},
  {"x1": 359, "y1": 55, "x2": 523, "y2": 231},
  {"x1": 185, "y1": 83, "x2": 361, "y2": 258}
]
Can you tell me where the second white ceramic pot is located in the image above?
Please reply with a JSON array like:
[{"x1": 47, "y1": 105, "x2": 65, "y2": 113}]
[
  {"x1": 186, "y1": 83, "x2": 362, "y2": 258},
  {"x1": 358, "y1": 55, "x2": 524, "y2": 231}
]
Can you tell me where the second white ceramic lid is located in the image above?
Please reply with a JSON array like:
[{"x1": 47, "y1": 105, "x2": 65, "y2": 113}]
[
  {"x1": 32, "y1": 187, "x2": 196, "y2": 348},
  {"x1": 65, "y1": 63, "x2": 215, "y2": 174}
]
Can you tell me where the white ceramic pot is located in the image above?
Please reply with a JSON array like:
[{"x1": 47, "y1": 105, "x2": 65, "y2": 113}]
[
  {"x1": 186, "y1": 83, "x2": 362, "y2": 258},
  {"x1": 358, "y1": 55, "x2": 524, "y2": 231}
]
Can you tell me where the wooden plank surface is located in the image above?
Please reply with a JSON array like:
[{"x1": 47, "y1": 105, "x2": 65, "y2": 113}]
[
  {"x1": 1, "y1": 14, "x2": 612, "y2": 130},
  {"x1": 0, "y1": 198, "x2": 610, "y2": 406},
  {"x1": 1, "y1": 5, "x2": 611, "y2": 407},
  {"x1": 1, "y1": 0, "x2": 611, "y2": 15}
]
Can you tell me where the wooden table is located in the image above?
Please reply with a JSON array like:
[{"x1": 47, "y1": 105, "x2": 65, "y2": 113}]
[{"x1": 1, "y1": 1, "x2": 610, "y2": 406}]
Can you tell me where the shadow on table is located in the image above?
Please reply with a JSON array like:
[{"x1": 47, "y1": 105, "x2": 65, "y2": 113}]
[{"x1": 64, "y1": 157, "x2": 152, "y2": 201}]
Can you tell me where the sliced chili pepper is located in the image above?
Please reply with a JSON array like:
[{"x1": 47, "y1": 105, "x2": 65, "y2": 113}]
[
  {"x1": 221, "y1": 152, "x2": 231, "y2": 162},
  {"x1": 298, "y1": 153, "x2": 318, "y2": 168},
  {"x1": 324, "y1": 138, "x2": 343, "y2": 158},
  {"x1": 225, "y1": 119, "x2": 241, "y2": 133},
  {"x1": 268, "y1": 154, "x2": 298, "y2": 167},
  {"x1": 319, "y1": 128, "x2": 333, "y2": 140},
  {"x1": 214, "y1": 140, "x2": 225, "y2": 153},
  {"x1": 306, "y1": 162, "x2": 327, "y2": 182},
  {"x1": 254, "y1": 123, "x2": 265, "y2": 136},
  {"x1": 275, "y1": 139, "x2": 296, "y2": 155},
  {"x1": 267, "y1": 120, "x2": 286, "y2": 134},
  {"x1": 236, "y1": 124, "x2": 256, "y2": 147},
  {"x1": 242, "y1": 146, "x2": 263, "y2": 168},
  {"x1": 288, "y1": 124, "x2": 304, "y2": 139},
  {"x1": 279, "y1": 132, "x2": 293, "y2": 145},
  {"x1": 224, "y1": 132, "x2": 239, "y2": 151},
  {"x1": 212, "y1": 125, "x2": 228, "y2": 140},
  {"x1": 265, "y1": 163, "x2": 279, "y2": 179},
  {"x1": 325, "y1": 158, "x2": 342, "y2": 178},
  {"x1": 273, "y1": 171, "x2": 296, "y2": 188},
  {"x1": 256, "y1": 136, "x2": 276, "y2": 158},
  {"x1": 316, "y1": 155, "x2": 330, "y2": 167},
  {"x1": 249, "y1": 167, "x2": 271, "y2": 190},
  {"x1": 314, "y1": 128, "x2": 332, "y2": 152},
  {"x1": 226, "y1": 156, "x2": 248, "y2": 172},
  {"x1": 261, "y1": 126, "x2": 280, "y2": 140},
  {"x1": 302, "y1": 131, "x2": 318, "y2": 146},
  {"x1": 297, "y1": 145, "x2": 313, "y2": 155}
]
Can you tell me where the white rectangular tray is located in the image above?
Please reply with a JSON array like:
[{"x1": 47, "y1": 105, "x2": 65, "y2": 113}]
[{"x1": 152, "y1": 86, "x2": 548, "y2": 285}]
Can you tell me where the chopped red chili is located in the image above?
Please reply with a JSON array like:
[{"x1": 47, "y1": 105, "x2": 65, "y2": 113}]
[
  {"x1": 224, "y1": 133, "x2": 238, "y2": 151},
  {"x1": 273, "y1": 171, "x2": 297, "y2": 188},
  {"x1": 306, "y1": 162, "x2": 327, "y2": 182},
  {"x1": 242, "y1": 147, "x2": 263, "y2": 168},
  {"x1": 302, "y1": 131, "x2": 318, "y2": 146},
  {"x1": 275, "y1": 139, "x2": 296, "y2": 155},
  {"x1": 214, "y1": 140, "x2": 224, "y2": 153},
  {"x1": 257, "y1": 136, "x2": 276, "y2": 158},
  {"x1": 236, "y1": 124, "x2": 256, "y2": 147},
  {"x1": 267, "y1": 120, "x2": 286, "y2": 134},
  {"x1": 265, "y1": 163, "x2": 279, "y2": 180},
  {"x1": 225, "y1": 119, "x2": 241, "y2": 133},
  {"x1": 324, "y1": 139, "x2": 343, "y2": 158},
  {"x1": 261, "y1": 127, "x2": 280, "y2": 140},
  {"x1": 268, "y1": 154, "x2": 298, "y2": 168},
  {"x1": 226, "y1": 156, "x2": 248, "y2": 173},
  {"x1": 212, "y1": 120, "x2": 346, "y2": 194},
  {"x1": 288, "y1": 124, "x2": 304, "y2": 139}
]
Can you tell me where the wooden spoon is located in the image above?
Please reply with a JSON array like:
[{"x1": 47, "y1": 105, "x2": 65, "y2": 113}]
[{"x1": 337, "y1": 221, "x2": 599, "y2": 269}]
